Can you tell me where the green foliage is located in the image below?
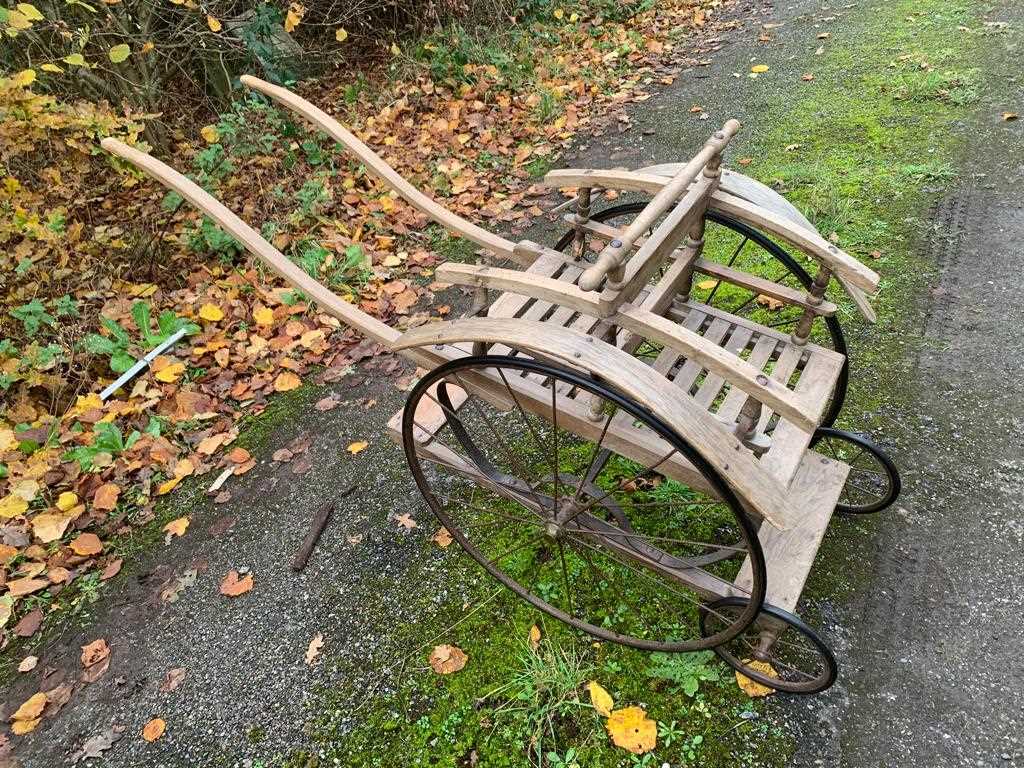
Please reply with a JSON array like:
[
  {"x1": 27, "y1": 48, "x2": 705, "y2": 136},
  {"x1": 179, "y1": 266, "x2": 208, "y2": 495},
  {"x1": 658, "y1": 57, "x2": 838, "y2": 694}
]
[
  {"x1": 83, "y1": 302, "x2": 199, "y2": 374},
  {"x1": 645, "y1": 651, "x2": 721, "y2": 697},
  {"x1": 64, "y1": 421, "x2": 141, "y2": 470},
  {"x1": 9, "y1": 299, "x2": 55, "y2": 337},
  {"x1": 188, "y1": 216, "x2": 242, "y2": 259}
]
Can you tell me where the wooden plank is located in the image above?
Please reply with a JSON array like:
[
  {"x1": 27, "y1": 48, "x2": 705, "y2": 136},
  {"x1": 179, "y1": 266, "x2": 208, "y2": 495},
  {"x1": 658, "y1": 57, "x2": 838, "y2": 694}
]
[
  {"x1": 732, "y1": 452, "x2": 848, "y2": 611},
  {"x1": 487, "y1": 253, "x2": 565, "y2": 319},
  {"x1": 393, "y1": 317, "x2": 796, "y2": 529},
  {"x1": 544, "y1": 168, "x2": 670, "y2": 195},
  {"x1": 437, "y1": 262, "x2": 606, "y2": 317},
  {"x1": 566, "y1": 217, "x2": 837, "y2": 318},
  {"x1": 692, "y1": 259, "x2": 838, "y2": 316},
  {"x1": 613, "y1": 307, "x2": 819, "y2": 433},
  {"x1": 239, "y1": 76, "x2": 521, "y2": 263},
  {"x1": 672, "y1": 317, "x2": 730, "y2": 396},
  {"x1": 756, "y1": 344, "x2": 805, "y2": 433},
  {"x1": 694, "y1": 326, "x2": 753, "y2": 410},
  {"x1": 716, "y1": 335, "x2": 778, "y2": 423}
]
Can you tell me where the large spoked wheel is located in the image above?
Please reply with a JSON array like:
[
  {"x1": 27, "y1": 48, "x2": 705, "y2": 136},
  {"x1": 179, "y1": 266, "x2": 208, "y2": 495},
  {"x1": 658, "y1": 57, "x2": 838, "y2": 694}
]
[
  {"x1": 402, "y1": 355, "x2": 767, "y2": 652},
  {"x1": 699, "y1": 597, "x2": 838, "y2": 695},
  {"x1": 810, "y1": 428, "x2": 901, "y2": 514},
  {"x1": 554, "y1": 203, "x2": 849, "y2": 428}
]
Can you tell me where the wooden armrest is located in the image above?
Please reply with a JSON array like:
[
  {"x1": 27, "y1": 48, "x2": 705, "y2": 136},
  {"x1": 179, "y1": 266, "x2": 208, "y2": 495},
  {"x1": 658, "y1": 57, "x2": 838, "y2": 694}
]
[
  {"x1": 436, "y1": 263, "x2": 604, "y2": 316},
  {"x1": 542, "y1": 168, "x2": 669, "y2": 194},
  {"x1": 709, "y1": 191, "x2": 880, "y2": 295},
  {"x1": 240, "y1": 75, "x2": 517, "y2": 263},
  {"x1": 613, "y1": 305, "x2": 822, "y2": 433}
]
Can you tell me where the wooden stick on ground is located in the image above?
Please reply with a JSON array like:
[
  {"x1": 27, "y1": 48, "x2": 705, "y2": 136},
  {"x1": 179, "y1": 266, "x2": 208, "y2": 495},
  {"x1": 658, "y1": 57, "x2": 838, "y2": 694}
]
[{"x1": 291, "y1": 485, "x2": 356, "y2": 572}]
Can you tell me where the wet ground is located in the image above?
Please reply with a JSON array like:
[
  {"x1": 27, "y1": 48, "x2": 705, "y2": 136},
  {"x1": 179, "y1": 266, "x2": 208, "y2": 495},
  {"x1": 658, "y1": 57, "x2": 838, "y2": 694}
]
[{"x1": 4, "y1": 0, "x2": 1023, "y2": 765}]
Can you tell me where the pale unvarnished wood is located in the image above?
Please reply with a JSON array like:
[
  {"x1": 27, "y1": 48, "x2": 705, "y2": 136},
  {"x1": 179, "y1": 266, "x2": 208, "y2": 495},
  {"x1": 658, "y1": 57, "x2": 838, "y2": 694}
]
[
  {"x1": 543, "y1": 168, "x2": 672, "y2": 195},
  {"x1": 597, "y1": 177, "x2": 712, "y2": 313},
  {"x1": 436, "y1": 262, "x2": 605, "y2": 317},
  {"x1": 733, "y1": 452, "x2": 848, "y2": 611},
  {"x1": 392, "y1": 317, "x2": 795, "y2": 529},
  {"x1": 240, "y1": 75, "x2": 518, "y2": 262},
  {"x1": 579, "y1": 121, "x2": 739, "y2": 291},
  {"x1": 691, "y1": 259, "x2": 838, "y2": 316},
  {"x1": 100, "y1": 138, "x2": 401, "y2": 348},
  {"x1": 613, "y1": 305, "x2": 820, "y2": 433},
  {"x1": 710, "y1": 191, "x2": 880, "y2": 295},
  {"x1": 716, "y1": 336, "x2": 778, "y2": 424}
]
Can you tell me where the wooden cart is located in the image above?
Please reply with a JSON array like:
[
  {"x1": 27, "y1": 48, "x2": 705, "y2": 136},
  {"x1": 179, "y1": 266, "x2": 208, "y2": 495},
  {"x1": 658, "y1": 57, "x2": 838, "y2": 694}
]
[{"x1": 102, "y1": 76, "x2": 900, "y2": 694}]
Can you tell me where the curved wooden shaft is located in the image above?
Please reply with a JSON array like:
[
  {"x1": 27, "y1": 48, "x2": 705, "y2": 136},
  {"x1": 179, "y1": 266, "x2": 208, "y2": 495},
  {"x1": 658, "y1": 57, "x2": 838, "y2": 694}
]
[
  {"x1": 99, "y1": 138, "x2": 400, "y2": 347},
  {"x1": 393, "y1": 317, "x2": 795, "y2": 530},
  {"x1": 240, "y1": 75, "x2": 519, "y2": 262},
  {"x1": 578, "y1": 119, "x2": 740, "y2": 292}
]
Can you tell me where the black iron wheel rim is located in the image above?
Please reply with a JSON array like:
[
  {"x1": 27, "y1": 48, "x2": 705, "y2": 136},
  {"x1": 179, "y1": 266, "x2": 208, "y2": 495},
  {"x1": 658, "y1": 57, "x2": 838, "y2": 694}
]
[
  {"x1": 699, "y1": 596, "x2": 838, "y2": 694},
  {"x1": 810, "y1": 427, "x2": 901, "y2": 514},
  {"x1": 402, "y1": 354, "x2": 767, "y2": 652},
  {"x1": 553, "y1": 202, "x2": 849, "y2": 429}
]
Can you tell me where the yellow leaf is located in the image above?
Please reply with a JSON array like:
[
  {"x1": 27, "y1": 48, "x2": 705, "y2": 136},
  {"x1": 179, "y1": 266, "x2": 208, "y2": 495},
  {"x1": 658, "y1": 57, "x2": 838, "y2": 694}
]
[
  {"x1": 528, "y1": 624, "x2": 541, "y2": 650},
  {"x1": 346, "y1": 440, "x2": 368, "y2": 455},
  {"x1": 588, "y1": 680, "x2": 614, "y2": 717},
  {"x1": 605, "y1": 706, "x2": 657, "y2": 754},
  {"x1": 154, "y1": 362, "x2": 185, "y2": 383},
  {"x1": 16, "y1": 2, "x2": 44, "y2": 20},
  {"x1": 695, "y1": 279, "x2": 719, "y2": 291},
  {"x1": 12, "y1": 692, "x2": 47, "y2": 722},
  {"x1": 57, "y1": 491, "x2": 79, "y2": 511},
  {"x1": 12, "y1": 717, "x2": 41, "y2": 735},
  {"x1": 200, "y1": 124, "x2": 219, "y2": 143},
  {"x1": 736, "y1": 659, "x2": 778, "y2": 697},
  {"x1": 0, "y1": 428, "x2": 15, "y2": 451},
  {"x1": 6, "y1": 10, "x2": 32, "y2": 30},
  {"x1": 274, "y1": 371, "x2": 301, "y2": 392},
  {"x1": 253, "y1": 306, "x2": 274, "y2": 326},
  {"x1": 335, "y1": 27, "x2": 348, "y2": 42},
  {"x1": 199, "y1": 303, "x2": 224, "y2": 321},
  {"x1": 63, "y1": 53, "x2": 87, "y2": 67},
  {"x1": 163, "y1": 516, "x2": 189, "y2": 540},
  {"x1": 12, "y1": 69, "x2": 36, "y2": 86},
  {"x1": 390, "y1": 42, "x2": 401, "y2": 56},
  {"x1": 284, "y1": 2, "x2": 304, "y2": 32},
  {"x1": 142, "y1": 717, "x2": 166, "y2": 742},
  {"x1": 207, "y1": 14, "x2": 221, "y2": 31},
  {"x1": 0, "y1": 494, "x2": 29, "y2": 519},
  {"x1": 756, "y1": 294, "x2": 784, "y2": 311},
  {"x1": 108, "y1": 43, "x2": 130, "y2": 63},
  {"x1": 31, "y1": 513, "x2": 73, "y2": 544},
  {"x1": 1003, "y1": 112, "x2": 1019, "y2": 122},
  {"x1": 553, "y1": 7, "x2": 563, "y2": 18},
  {"x1": 156, "y1": 476, "x2": 182, "y2": 495},
  {"x1": 751, "y1": 64, "x2": 769, "y2": 73}
]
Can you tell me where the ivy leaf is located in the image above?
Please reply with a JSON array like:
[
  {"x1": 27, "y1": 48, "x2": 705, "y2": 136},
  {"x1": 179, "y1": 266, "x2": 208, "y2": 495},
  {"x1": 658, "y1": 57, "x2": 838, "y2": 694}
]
[{"x1": 108, "y1": 44, "x2": 130, "y2": 63}]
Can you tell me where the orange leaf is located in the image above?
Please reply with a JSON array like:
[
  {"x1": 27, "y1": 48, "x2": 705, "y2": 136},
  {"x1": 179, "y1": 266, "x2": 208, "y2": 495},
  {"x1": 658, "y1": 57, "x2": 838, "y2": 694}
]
[
  {"x1": 142, "y1": 717, "x2": 166, "y2": 742},
  {"x1": 274, "y1": 372, "x2": 302, "y2": 392},
  {"x1": 220, "y1": 570, "x2": 253, "y2": 597},
  {"x1": 226, "y1": 447, "x2": 251, "y2": 464},
  {"x1": 92, "y1": 483, "x2": 121, "y2": 511},
  {"x1": 81, "y1": 638, "x2": 110, "y2": 668},
  {"x1": 70, "y1": 532, "x2": 103, "y2": 556},
  {"x1": 162, "y1": 516, "x2": 189, "y2": 541},
  {"x1": 346, "y1": 440, "x2": 368, "y2": 455},
  {"x1": 428, "y1": 644, "x2": 467, "y2": 674}
]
